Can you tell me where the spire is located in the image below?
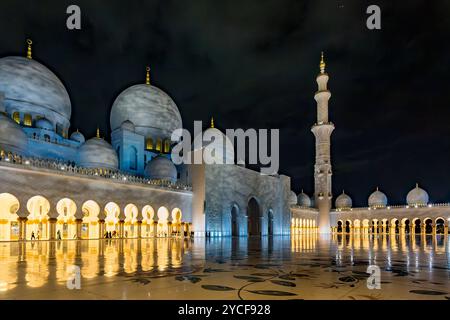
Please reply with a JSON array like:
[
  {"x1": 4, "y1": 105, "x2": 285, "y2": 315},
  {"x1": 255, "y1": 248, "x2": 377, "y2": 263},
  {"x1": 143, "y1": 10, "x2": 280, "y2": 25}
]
[
  {"x1": 96, "y1": 127, "x2": 100, "y2": 138},
  {"x1": 319, "y1": 51, "x2": 326, "y2": 74},
  {"x1": 145, "y1": 66, "x2": 150, "y2": 85},
  {"x1": 210, "y1": 117, "x2": 214, "y2": 128},
  {"x1": 376, "y1": 186, "x2": 379, "y2": 191},
  {"x1": 416, "y1": 182, "x2": 419, "y2": 188},
  {"x1": 26, "y1": 39, "x2": 33, "y2": 59}
]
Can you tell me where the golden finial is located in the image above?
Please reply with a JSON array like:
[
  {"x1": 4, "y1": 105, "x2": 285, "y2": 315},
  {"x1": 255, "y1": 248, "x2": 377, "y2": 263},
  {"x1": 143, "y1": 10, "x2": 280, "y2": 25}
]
[
  {"x1": 145, "y1": 66, "x2": 150, "y2": 85},
  {"x1": 319, "y1": 51, "x2": 326, "y2": 74},
  {"x1": 210, "y1": 117, "x2": 214, "y2": 128},
  {"x1": 416, "y1": 182, "x2": 419, "y2": 188},
  {"x1": 26, "y1": 39, "x2": 33, "y2": 59},
  {"x1": 376, "y1": 186, "x2": 379, "y2": 191},
  {"x1": 96, "y1": 127, "x2": 100, "y2": 138}
]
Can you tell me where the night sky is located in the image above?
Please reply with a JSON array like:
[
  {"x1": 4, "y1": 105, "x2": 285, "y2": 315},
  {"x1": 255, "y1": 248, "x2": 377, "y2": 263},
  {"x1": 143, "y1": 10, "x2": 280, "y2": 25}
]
[{"x1": 1, "y1": 0, "x2": 449, "y2": 206}]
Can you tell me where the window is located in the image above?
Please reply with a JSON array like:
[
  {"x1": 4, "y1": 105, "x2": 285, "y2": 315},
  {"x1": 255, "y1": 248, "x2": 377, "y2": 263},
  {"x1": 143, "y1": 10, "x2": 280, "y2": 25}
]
[
  {"x1": 129, "y1": 146, "x2": 137, "y2": 170},
  {"x1": 24, "y1": 114, "x2": 32, "y2": 126},
  {"x1": 164, "y1": 140, "x2": 171, "y2": 153},
  {"x1": 12, "y1": 112, "x2": 20, "y2": 124},
  {"x1": 146, "y1": 137, "x2": 153, "y2": 150},
  {"x1": 156, "y1": 138, "x2": 162, "y2": 151}
]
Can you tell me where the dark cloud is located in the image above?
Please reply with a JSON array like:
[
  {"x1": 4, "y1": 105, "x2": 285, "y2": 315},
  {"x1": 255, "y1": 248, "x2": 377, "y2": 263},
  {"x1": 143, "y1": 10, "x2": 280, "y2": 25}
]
[{"x1": 0, "y1": 0, "x2": 449, "y2": 206}]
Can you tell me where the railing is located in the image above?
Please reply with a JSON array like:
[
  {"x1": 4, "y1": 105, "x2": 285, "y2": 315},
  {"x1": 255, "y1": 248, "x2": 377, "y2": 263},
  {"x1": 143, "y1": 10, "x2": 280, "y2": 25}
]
[{"x1": 0, "y1": 150, "x2": 192, "y2": 192}]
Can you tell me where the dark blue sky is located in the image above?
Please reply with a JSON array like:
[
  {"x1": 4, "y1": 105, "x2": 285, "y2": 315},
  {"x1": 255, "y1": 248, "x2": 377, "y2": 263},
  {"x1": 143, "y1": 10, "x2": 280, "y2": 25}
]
[{"x1": 0, "y1": 0, "x2": 449, "y2": 206}]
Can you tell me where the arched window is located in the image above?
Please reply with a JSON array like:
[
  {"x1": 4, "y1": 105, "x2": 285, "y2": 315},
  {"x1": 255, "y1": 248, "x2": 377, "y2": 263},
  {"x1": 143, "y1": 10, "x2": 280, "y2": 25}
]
[
  {"x1": 44, "y1": 134, "x2": 50, "y2": 142},
  {"x1": 12, "y1": 112, "x2": 20, "y2": 124},
  {"x1": 156, "y1": 138, "x2": 162, "y2": 152},
  {"x1": 116, "y1": 146, "x2": 120, "y2": 167},
  {"x1": 129, "y1": 146, "x2": 137, "y2": 170},
  {"x1": 146, "y1": 137, "x2": 153, "y2": 150},
  {"x1": 164, "y1": 139, "x2": 171, "y2": 153},
  {"x1": 24, "y1": 114, "x2": 32, "y2": 126}
]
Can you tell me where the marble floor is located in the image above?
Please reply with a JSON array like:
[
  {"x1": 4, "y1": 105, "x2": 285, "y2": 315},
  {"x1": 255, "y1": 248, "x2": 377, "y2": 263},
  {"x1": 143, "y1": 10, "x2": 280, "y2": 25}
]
[{"x1": 0, "y1": 234, "x2": 449, "y2": 300}]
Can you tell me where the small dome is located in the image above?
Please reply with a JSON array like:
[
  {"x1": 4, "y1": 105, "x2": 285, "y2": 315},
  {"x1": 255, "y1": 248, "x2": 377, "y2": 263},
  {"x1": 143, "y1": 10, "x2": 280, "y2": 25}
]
[
  {"x1": 35, "y1": 118, "x2": 53, "y2": 131},
  {"x1": 336, "y1": 191, "x2": 352, "y2": 209},
  {"x1": 0, "y1": 56, "x2": 71, "y2": 130},
  {"x1": 110, "y1": 83, "x2": 182, "y2": 140},
  {"x1": 368, "y1": 187, "x2": 388, "y2": 208},
  {"x1": 0, "y1": 113, "x2": 27, "y2": 153},
  {"x1": 144, "y1": 155, "x2": 177, "y2": 183},
  {"x1": 77, "y1": 137, "x2": 118, "y2": 170},
  {"x1": 121, "y1": 120, "x2": 135, "y2": 132},
  {"x1": 297, "y1": 191, "x2": 311, "y2": 207},
  {"x1": 406, "y1": 183, "x2": 429, "y2": 207},
  {"x1": 289, "y1": 191, "x2": 297, "y2": 205},
  {"x1": 192, "y1": 124, "x2": 234, "y2": 164},
  {"x1": 70, "y1": 130, "x2": 85, "y2": 144}
]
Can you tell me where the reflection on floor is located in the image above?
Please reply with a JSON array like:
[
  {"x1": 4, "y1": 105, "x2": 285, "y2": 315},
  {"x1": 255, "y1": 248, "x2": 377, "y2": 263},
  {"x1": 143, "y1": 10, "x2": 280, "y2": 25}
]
[{"x1": 0, "y1": 234, "x2": 449, "y2": 300}]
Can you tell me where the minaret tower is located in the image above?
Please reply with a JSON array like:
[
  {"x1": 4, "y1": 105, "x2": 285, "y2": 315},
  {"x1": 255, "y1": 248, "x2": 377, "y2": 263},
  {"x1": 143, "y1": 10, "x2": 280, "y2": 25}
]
[{"x1": 311, "y1": 52, "x2": 334, "y2": 233}]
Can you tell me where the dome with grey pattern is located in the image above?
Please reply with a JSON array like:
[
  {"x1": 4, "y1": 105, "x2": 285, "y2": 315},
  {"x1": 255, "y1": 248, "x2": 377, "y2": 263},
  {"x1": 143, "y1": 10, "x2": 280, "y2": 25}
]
[
  {"x1": 110, "y1": 84, "x2": 182, "y2": 140},
  {"x1": 144, "y1": 155, "x2": 177, "y2": 183},
  {"x1": 0, "y1": 113, "x2": 27, "y2": 154},
  {"x1": 406, "y1": 184, "x2": 429, "y2": 207},
  {"x1": 0, "y1": 56, "x2": 71, "y2": 130},
  {"x1": 78, "y1": 137, "x2": 118, "y2": 170}
]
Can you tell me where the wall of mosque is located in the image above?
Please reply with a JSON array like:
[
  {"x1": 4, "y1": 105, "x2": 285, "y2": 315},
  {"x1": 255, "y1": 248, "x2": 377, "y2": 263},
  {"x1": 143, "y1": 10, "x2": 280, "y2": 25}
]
[
  {"x1": 0, "y1": 163, "x2": 192, "y2": 222},
  {"x1": 199, "y1": 164, "x2": 292, "y2": 237}
]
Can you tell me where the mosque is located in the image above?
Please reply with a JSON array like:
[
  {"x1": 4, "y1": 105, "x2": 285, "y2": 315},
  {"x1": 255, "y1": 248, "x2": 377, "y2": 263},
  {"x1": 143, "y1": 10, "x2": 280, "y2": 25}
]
[
  {"x1": 0, "y1": 40, "x2": 448, "y2": 242},
  {"x1": 0, "y1": 39, "x2": 291, "y2": 241}
]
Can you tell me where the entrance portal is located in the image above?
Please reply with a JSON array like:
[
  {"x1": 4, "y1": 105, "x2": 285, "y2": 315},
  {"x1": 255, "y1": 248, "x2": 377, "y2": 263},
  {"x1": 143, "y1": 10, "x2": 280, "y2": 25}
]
[{"x1": 247, "y1": 198, "x2": 261, "y2": 236}]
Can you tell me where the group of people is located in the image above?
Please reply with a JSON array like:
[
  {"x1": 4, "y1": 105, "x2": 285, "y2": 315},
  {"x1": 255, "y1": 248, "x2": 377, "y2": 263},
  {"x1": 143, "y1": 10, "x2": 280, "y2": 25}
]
[{"x1": 104, "y1": 231, "x2": 117, "y2": 238}]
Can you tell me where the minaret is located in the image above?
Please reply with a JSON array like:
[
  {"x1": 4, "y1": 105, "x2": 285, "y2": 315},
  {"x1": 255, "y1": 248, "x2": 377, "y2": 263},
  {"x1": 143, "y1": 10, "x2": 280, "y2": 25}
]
[{"x1": 311, "y1": 52, "x2": 334, "y2": 233}]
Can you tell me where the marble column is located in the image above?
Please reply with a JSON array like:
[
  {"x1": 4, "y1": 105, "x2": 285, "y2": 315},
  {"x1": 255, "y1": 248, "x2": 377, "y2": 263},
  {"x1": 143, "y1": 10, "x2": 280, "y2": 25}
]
[
  {"x1": 137, "y1": 221, "x2": 142, "y2": 238},
  {"x1": 119, "y1": 220, "x2": 124, "y2": 238},
  {"x1": 76, "y1": 219, "x2": 82, "y2": 239},
  {"x1": 99, "y1": 219, "x2": 105, "y2": 238},
  {"x1": 18, "y1": 217, "x2": 27, "y2": 241},
  {"x1": 49, "y1": 218, "x2": 57, "y2": 240}
]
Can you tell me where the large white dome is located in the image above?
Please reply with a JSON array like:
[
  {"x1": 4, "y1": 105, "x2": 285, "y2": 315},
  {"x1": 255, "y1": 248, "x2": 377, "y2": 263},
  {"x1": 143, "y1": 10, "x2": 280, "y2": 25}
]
[
  {"x1": 110, "y1": 83, "x2": 182, "y2": 141},
  {"x1": 144, "y1": 155, "x2": 177, "y2": 183},
  {"x1": 192, "y1": 124, "x2": 235, "y2": 165},
  {"x1": 288, "y1": 191, "x2": 297, "y2": 205},
  {"x1": 368, "y1": 187, "x2": 388, "y2": 208},
  {"x1": 0, "y1": 56, "x2": 71, "y2": 130},
  {"x1": 406, "y1": 183, "x2": 429, "y2": 207},
  {"x1": 78, "y1": 137, "x2": 118, "y2": 170},
  {"x1": 336, "y1": 191, "x2": 352, "y2": 209},
  {"x1": 0, "y1": 113, "x2": 27, "y2": 154}
]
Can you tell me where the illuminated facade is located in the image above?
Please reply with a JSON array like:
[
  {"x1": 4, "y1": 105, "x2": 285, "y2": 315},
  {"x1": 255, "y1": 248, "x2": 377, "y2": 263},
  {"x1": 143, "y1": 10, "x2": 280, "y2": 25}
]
[{"x1": 0, "y1": 40, "x2": 292, "y2": 241}]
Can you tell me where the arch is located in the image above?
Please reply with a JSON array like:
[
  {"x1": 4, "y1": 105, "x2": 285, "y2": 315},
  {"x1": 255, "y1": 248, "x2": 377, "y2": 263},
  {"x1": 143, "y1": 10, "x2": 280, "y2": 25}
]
[
  {"x1": 124, "y1": 203, "x2": 138, "y2": 238},
  {"x1": 82, "y1": 200, "x2": 100, "y2": 239},
  {"x1": 337, "y1": 220, "x2": 343, "y2": 233},
  {"x1": 412, "y1": 218, "x2": 421, "y2": 234},
  {"x1": 24, "y1": 113, "x2": 32, "y2": 126},
  {"x1": 424, "y1": 218, "x2": 433, "y2": 234},
  {"x1": 0, "y1": 193, "x2": 20, "y2": 241},
  {"x1": 247, "y1": 197, "x2": 261, "y2": 236},
  {"x1": 171, "y1": 208, "x2": 182, "y2": 236},
  {"x1": 354, "y1": 219, "x2": 361, "y2": 228},
  {"x1": 129, "y1": 146, "x2": 137, "y2": 170},
  {"x1": 267, "y1": 209, "x2": 274, "y2": 236},
  {"x1": 141, "y1": 205, "x2": 154, "y2": 237},
  {"x1": 401, "y1": 218, "x2": 410, "y2": 233},
  {"x1": 156, "y1": 206, "x2": 169, "y2": 237},
  {"x1": 56, "y1": 198, "x2": 77, "y2": 240},
  {"x1": 26, "y1": 196, "x2": 50, "y2": 240},
  {"x1": 435, "y1": 218, "x2": 445, "y2": 234},
  {"x1": 345, "y1": 220, "x2": 352, "y2": 233},
  {"x1": 104, "y1": 202, "x2": 120, "y2": 236}
]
